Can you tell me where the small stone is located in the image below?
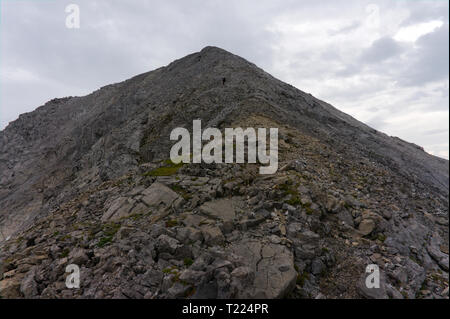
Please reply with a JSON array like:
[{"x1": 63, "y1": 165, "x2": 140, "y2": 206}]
[
  {"x1": 269, "y1": 235, "x2": 281, "y2": 244},
  {"x1": 382, "y1": 211, "x2": 392, "y2": 220},
  {"x1": 69, "y1": 248, "x2": 89, "y2": 265},
  {"x1": 311, "y1": 258, "x2": 325, "y2": 275},
  {"x1": 156, "y1": 234, "x2": 181, "y2": 254},
  {"x1": 358, "y1": 219, "x2": 375, "y2": 236}
]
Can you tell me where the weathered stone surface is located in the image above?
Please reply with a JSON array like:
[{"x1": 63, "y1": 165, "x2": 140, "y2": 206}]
[
  {"x1": 176, "y1": 227, "x2": 203, "y2": 244},
  {"x1": 201, "y1": 226, "x2": 224, "y2": 246},
  {"x1": 69, "y1": 248, "x2": 89, "y2": 265},
  {"x1": 229, "y1": 239, "x2": 297, "y2": 298},
  {"x1": 141, "y1": 182, "x2": 180, "y2": 211},
  {"x1": 0, "y1": 275, "x2": 24, "y2": 298},
  {"x1": 156, "y1": 234, "x2": 181, "y2": 254},
  {"x1": 20, "y1": 268, "x2": 38, "y2": 298},
  {"x1": 199, "y1": 199, "x2": 236, "y2": 222},
  {"x1": 102, "y1": 197, "x2": 135, "y2": 222},
  {"x1": 358, "y1": 219, "x2": 375, "y2": 236}
]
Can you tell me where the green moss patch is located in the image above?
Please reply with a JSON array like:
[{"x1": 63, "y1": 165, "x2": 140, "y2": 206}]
[{"x1": 143, "y1": 160, "x2": 183, "y2": 177}]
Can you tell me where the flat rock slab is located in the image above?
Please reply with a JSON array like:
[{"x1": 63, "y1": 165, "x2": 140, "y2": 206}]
[
  {"x1": 102, "y1": 197, "x2": 135, "y2": 222},
  {"x1": 0, "y1": 274, "x2": 25, "y2": 298},
  {"x1": 199, "y1": 199, "x2": 236, "y2": 222},
  {"x1": 102, "y1": 182, "x2": 180, "y2": 222},
  {"x1": 181, "y1": 214, "x2": 211, "y2": 227},
  {"x1": 229, "y1": 239, "x2": 297, "y2": 298},
  {"x1": 141, "y1": 182, "x2": 180, "y2": 211}
]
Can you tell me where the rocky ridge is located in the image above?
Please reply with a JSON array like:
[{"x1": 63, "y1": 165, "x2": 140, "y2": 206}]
[{"x1": 0, "y1": 47, "x2": 448, "y2": 299}]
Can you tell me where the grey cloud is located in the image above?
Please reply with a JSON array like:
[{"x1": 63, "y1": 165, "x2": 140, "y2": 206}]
[
  {"x1": 422, "y1": 128, "x2": 449, "y2": 136},
  {"x1": 359, "y1": 37, "x2": 406, "y2": 64},
  {"x1": 400, "y1": 1, "x2": 449, "y2": 26},
  {"x1": 328, "y1": 20, "x2": 361, "y2": 36},
  {"x1": 397, "y1": 24, "x2": 449, "y2": 87}
]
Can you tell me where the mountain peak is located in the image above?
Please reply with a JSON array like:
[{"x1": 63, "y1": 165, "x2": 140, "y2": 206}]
[
  {"x1": 200, "y1": 45, "x2": 230, "y2": 54},
  {"x1": 0, "y1": 48, "x2": 448, "y2": 299}
]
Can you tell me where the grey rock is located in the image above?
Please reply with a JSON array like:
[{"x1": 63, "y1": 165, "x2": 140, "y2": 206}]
[
  {"x1": 69, "y1": 248, "x2": 89, "y2": 266},
  {"x1": 176, "y1": 226, "x2": 203, "y2": 244},
  {"x1": 179, "y1": 269, "x2": 206, "y2": 284},
  {"x1": 156, "y1": 234, "x2": 181, "y2": 255},
  {"x1": 311, "y1": 258, "x2": 325, "y2": 275},
  {"x1": 228, "y1": 239, "x2": 297, "y2": 298},
  {"x1": 358, "y1": 219, "x2": 375, "y2": 236},
  {"x1": 201, "y1": 226, "x2": 224, "y2": 246},
  {"x1": 199, "y1": 199, "x2": 235, "y2": 222},
  {"x1": 102, "y1": 197, "x2": 135, "y2": 222},
  {"x1": 20, "y1": 269, "x2": 38, "y2": 298},
  {"x1": 141, "y1": 182, "x2": 180, "y2": 211},
  {"x1": 167, "y1": 282, "x2": 191, "y2": 298}
]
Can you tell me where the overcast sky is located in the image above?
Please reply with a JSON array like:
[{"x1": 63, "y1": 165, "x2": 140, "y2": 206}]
[{"x1": 1, "y1": 0, "x2": 448, "y2": 159}]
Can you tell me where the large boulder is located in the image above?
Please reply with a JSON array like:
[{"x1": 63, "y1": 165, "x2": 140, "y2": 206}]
[
  {"x1": 140, "y1": 182, "x2": 180, "y2": 210},
  {"x1": 228, "y1": 239, "x2": 297, "y2": 298}
]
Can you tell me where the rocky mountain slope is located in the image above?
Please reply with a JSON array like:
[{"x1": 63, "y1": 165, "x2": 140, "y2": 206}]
[{"x1": 0, "y1": 46, "x2": 448, "y2": 299}]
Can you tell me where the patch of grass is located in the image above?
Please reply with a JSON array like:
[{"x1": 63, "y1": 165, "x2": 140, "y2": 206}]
[
  {"x1": 97, "y1": 236, "x2": 113, "y2": 248},
  {"x1": 279, "y1": 180, "x2": 302, "y2": 206},
  {"x1": 97, "y1": 222, "x2": 120, "y2": 248},
  {"x1": 166, "y1": 219, "x2": 178, "y2": 228},
  {"x1": 172, "y1": 272, "x2": 189, "y2": 286},
  {"x1": 184, "y1": 258, "x2": 194, "y2": 267},
  {"x1": 60, "y1": 248, "x2": 70, "y2": 258},
  {"x1": 88, "y1": 225, "x2": 102, "y2": 240},
  {"x1": 199, "y1": 220, "x2": 210, "y2": 226},
  {"x1": 303, "y1": 204, "x2": 314, "y2": 215},
  {"x1": 163, "y1": 266, "x2": 178, "y2": 275},
  {"x1": 4, "y1": 257, "x2": 14, "y2": 265},
  {"x1": 408, "y1": 255, "x2": 423, "y2": 266},
  {"x1": 59, "y1": 234, "x2": 72, "y2": 241},
  {"x1": 125, "y1": 211, "x2": 150, "y2": 221},
  {"x1": 129, "y1": 213, "x2": 144, "y2": 221},
  {"x1": 296, "y1": 271, "x2": 310, "y2": 287},
  {"x1": 287, "y1": 196, "x2": 301, "y2": 206},
  {"x1": 377, "y1": 233, "x2": 386, "y2": 242},
  {"x1": 143, "y1": 160, "x2": 183, "y2": 177}
]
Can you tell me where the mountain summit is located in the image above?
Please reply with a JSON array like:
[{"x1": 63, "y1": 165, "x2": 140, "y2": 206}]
[{"x1": 0, "y1": 47, "x2": 448, "y2": 299}]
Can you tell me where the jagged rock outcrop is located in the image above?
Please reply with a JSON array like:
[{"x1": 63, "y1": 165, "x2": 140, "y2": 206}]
[{"x1": 0, "y1": 47, "x2": 448, "y2": 299}]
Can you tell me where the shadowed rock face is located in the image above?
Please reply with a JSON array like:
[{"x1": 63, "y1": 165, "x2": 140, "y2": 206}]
[{"x1": 0, "y1": 47, "x2": 448, "y2": 299}]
